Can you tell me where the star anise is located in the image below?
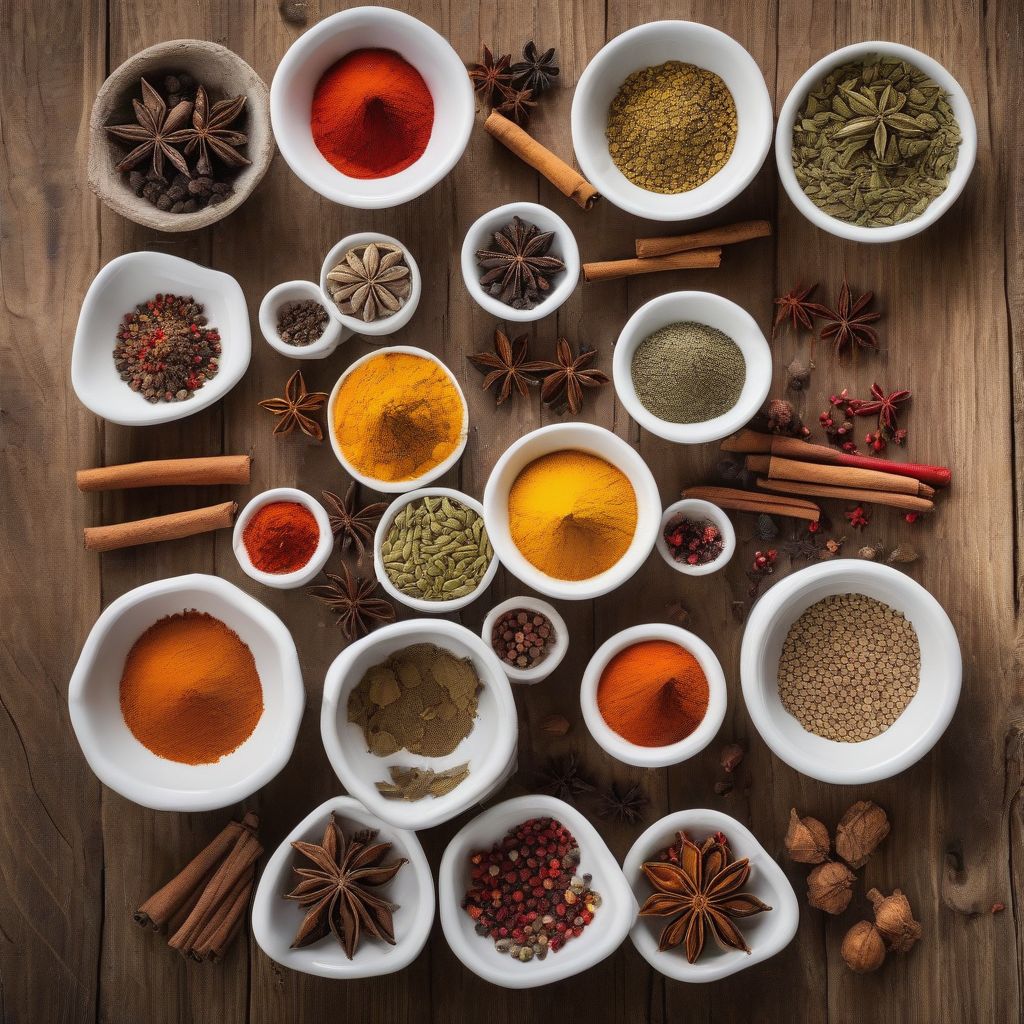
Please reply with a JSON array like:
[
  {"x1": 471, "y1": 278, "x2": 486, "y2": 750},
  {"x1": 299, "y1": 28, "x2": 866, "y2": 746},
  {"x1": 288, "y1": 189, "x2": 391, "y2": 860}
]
[
  {"x1": 773, "y1": 282, "x2": 819, "y2": 336},
  {"x1": 106, "y1": 78, "x2": 193, "y2": 177},
  {"x1": 853, "y1": 383, "x2": 911, "y2": 433},
  {"x1": 468, "y1": 44, "x2": 513, "y2": 106},
  {"x1": 511, "y1": 41, "x2": 559, "y2": 94},
  {"x1": 321, "y1": 482, "x2": 387, "y2": 561},
  {"x1": 537, "y1": 753, "x2": 595, "y2": 804},
  {"x1": 525, "y1": 337, "x2": 610, "y2": 414},
  {"x1": 469, "y1": 328, "x2": 535, "y2": 405},
  {"x1": 640, "y1": 833, "x2": 771, "y2": 963},
  {"x1": 308, "y1": 563, "x2": 395, "y2": 640},
  {"x1": 166, "y1": 85, "x2": 249, "y2": 176},
  {"x1": 833, "y1": 81, "x2": 925, "y2": 161},
  {"x1": 596, "y1": 781, "x2": 648, "y2": 824},
  {"x1": 285, "y1": 812, "x2": 407, "y2": 958},
  {"x1": 810, "y1": 279, "x2": 881, "y2": 356},
  {"x1": 496, "y1": 86, "x2": 537, "y2": 126},
  {"x1": 258, "y1": 370, "x2": 328, "y2": 440},
  {"x1": 326, "y1": 242, "x2": 411, "y2": 323},
  {"x1": 476, "y1": 215, "x2": 566, "y2": 310}
]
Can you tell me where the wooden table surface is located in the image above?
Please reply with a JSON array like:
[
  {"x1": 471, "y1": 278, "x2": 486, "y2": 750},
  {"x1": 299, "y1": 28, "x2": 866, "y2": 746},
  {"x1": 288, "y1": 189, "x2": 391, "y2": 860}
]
[{"x1": 2, "y1": 1, "x2": 1021, "y2": 1021}]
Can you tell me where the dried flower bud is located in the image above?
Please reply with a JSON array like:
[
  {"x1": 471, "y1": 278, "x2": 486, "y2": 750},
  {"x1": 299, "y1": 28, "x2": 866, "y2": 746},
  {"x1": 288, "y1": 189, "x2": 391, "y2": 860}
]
[
  {"x1": 787, "y1": 358, "x2": 811, "y2": 391},
  {"x1": 887, "y1": 544, "x2": 919, "y2": 565},
  {"x1": 806, "y1": 861, "x2": 856, "y2": 914},
  {"x1": 719, "y1": 743, "x2": 744, "y2": 773},
  {"x1": 867, "y1": 888, "x2": 921, "y2": 953},
  {"x1": 858, "y1": 545, "x2": 879, "y2": 561},
  {"x1": 766, "y1": 398, "x2": 796, "y2": 433},
  {"x1": 785, "y1": 808, "x2": 830, "y2": 864},
  {"x1": 541, "y1": 714, "x2": 570, "y2": 737},
  {"x1": 836, "y1": 800, "x2": 890, "y2": 869},
  {"x1": 841, "y1": 920, "x2": 886, "y2": 973}
]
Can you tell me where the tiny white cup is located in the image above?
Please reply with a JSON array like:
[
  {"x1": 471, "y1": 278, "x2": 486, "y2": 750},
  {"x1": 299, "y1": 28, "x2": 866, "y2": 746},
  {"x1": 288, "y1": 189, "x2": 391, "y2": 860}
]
[
  {"x1": 656, "y1": 499, "x2": 736, "y2": 577},
  {"x1": 480, "y1": 596, "x2": 569, "y2": 685}
]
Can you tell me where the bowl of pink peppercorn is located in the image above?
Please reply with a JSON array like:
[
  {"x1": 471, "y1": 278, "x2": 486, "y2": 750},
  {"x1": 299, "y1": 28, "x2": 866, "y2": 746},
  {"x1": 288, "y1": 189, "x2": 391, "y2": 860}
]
[{"x1": 656, "y1": 498, "x2": 735, "y2": 577}]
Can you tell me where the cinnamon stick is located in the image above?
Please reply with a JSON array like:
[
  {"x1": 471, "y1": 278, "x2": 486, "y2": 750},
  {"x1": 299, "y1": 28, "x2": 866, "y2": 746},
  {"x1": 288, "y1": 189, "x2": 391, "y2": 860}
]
[
  {"x1": 635, "y1": 219, "x2": 771, "y2": 259},
  {"x1": 190, "y1": 865, "x2": 255, "y2": 962},
  {"x1": 84, "y1": 501, "x2": 237, "y2": 552},
  {"x1": 682, "y1": 485, "x2": 820, "y2": 522},
  {"x1": 756, "y1": 478, "x2": 935, "y2": 513},
  {"x1": 583, "y1": 248, "x2": 721, "y2": 283},
  {"x1": 76, "y1": 455, "x2": 251, "y2": 492},
  {"x1": 747, "y1": 454, "x2": 935, "y2": 498},
  {"x1": 485, "y1": 110, "x2": 599, "y2": 210}
]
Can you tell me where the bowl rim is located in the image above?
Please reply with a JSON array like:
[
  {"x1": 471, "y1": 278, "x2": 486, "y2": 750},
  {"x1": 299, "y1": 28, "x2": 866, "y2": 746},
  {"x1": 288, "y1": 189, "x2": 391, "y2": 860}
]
[
  {"x1": 655, "y1": 498, "x2": 736, "y2": 577},
  {"x1": 479, "y1": 595, "x2": 570, "y2": 684}
]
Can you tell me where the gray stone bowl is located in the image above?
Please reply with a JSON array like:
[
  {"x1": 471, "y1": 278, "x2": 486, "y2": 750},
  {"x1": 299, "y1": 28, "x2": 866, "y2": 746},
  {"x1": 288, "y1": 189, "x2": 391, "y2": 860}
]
[{"x1": 88, "y1": 39, "x2": 274, "y2": 232}]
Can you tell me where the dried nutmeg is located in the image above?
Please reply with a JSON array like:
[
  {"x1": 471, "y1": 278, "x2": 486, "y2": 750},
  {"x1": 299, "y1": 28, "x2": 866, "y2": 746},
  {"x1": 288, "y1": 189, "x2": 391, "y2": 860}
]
[
  {"x1": 541, "y1": 714, "x2": 570, "y2": 737},
  {"x1": 784, "y1": 808, "x2": 830, "y2": 864},
  {"x1": 841, "y1": 920, "x2": 886, "y2": 974},
  {"x1": 806, "y1": 860, "x2": 856, "y2": 914},
  {"x1": 836, "y1": 800, "x2": 890, "y2": 869},
  {"x1": 867, "y1": 888, "x2": 922, "y2": 953}
]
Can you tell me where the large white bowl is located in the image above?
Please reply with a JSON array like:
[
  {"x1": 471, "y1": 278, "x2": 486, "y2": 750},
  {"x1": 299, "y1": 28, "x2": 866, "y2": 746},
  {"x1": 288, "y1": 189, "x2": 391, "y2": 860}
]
[
  {"x1": 68, "y1": 574, "x2": 304, "y2": 811},
  {"x1": 320, "y1": 620, "x2": 518, "y2": 831},
  {"x1": 776, "y1": 41, "x2": 978, "y2": 243},
  {"x1": 72, "y1": 252, "x2": 250, "y2": 426},
  {"x1": 271, "y1": 7, "x2": 474, "y2": 209},
  {"x1": 438, "y1": 795, "x2": 637, "y2": 989},
  {"x1": 251, "y1": 796, "x2": 434, "y2": 979},
  {"x1": 612, "y1": 291, "x2": 772, "y2": 445},
  {"x1": 571, "y1": 21, "x2": 773, "y2": 221},
  {"x1": 623, "y1": 809, "x2": 799, "y2": 983},
  {"x1": 482, "y1": 423, "x2": 661, "y2": 601},
  {"x1": 740, "y1": 560, "x2": 961, "y2": 784}
]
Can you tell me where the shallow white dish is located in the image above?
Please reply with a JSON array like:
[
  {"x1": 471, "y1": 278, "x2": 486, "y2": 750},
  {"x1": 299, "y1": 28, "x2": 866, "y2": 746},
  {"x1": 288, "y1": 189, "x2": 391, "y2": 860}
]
[
  {"x1": 571, "y1": 21, "x2": 773, "y2": 221},
  {"x1": 482, "y1": 423, "x2": 661, "y2": 601},
  {"x1": 68, "y1": 574, "x2": 303, "y2": 811},
  {"x1": 271, "y1": 7, "x2": 474, "y2": 209},
  {"x1": 656, "y1": 499, "x2": 736, "y2": 577},
  {"x1": 623, "y1": 809, "x2": 799, "y2": 982},
  {"x1": 612, "y1": 291, "x2": 772, "y2": 445},
  {"x1": 480, "y1": 596, "x2": 569, "y2": 685},
  {"x1": 776, "y1": 40, "x2": 977, "y2": 243},
  {"x1": 438, "y1": 795, "x2": 637, "y2": 989},
  {"x1": 740, "y1": 560, "x2": 961, "y2": 784},
  {"x1": 320, "y1": 619, "x2": 518, "y2": 831},
  {"x1": 580, "y1": 623, "x2": 727, "y2": 768},
  {"x1": 251, "y1": 795, "x2": 434, "y2": 979},
  {"x1": 71, "y1": 252, "x2": 250, "y2": 426}
]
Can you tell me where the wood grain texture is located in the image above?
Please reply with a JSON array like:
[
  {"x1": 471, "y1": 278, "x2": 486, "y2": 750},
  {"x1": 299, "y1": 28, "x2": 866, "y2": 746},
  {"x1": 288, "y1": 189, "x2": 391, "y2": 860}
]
[{"x1": 0, "y1": 1, "x2": 1020, "y2": 1022}]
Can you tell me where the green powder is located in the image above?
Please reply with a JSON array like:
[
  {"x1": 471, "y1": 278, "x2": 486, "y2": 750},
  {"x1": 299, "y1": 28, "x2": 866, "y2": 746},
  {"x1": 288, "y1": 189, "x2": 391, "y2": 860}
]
[{"x1": 630, "y1": 321, "x2": 745, "y2": 424}]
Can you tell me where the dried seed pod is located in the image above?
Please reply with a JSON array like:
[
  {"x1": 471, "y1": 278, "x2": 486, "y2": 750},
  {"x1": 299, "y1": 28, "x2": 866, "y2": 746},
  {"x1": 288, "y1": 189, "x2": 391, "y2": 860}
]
[
  {"x1": 787, "y1": 358, "x2": 811, "y2": 391},
  {"x1": 836, "y1": 800, "x2": 890, "y2": 868},
  {"x1": 719, "y1": 742, "x2": 745, "y2": 773},
  {"x1": 784, "y1": 808, "x2": 830, "y2": 864},
  {"x1": 841, "y1": 920, "x2": 886, "y2": 973},
  {"x1": 806, "y1": 861, "x2": 856, "y2": 914},
  {"x1": 541, "y1": 714, "x2": 570, "y2": 737},
  {"x1": 867, "y1": 888, "x2": 922, "y2": 953},
  {"x1": 887, "y1": 544, "x2": 919, "y2": 565},
  {"x1": 858, "y1": 545, "x2": 879, "y2": 560}
]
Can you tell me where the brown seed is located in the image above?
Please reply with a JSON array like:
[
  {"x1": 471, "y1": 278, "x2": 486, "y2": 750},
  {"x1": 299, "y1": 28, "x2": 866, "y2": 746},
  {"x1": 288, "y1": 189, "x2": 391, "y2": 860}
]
[
  {"x1": 784, "y1": 808, "x2": 830, "y2": 864},
  {"x1": 841, "y1": 921, "x2": 886, "y2": 974},
  {"x1": 806, "y1": 861, "x2": 856, "y2": 914}
]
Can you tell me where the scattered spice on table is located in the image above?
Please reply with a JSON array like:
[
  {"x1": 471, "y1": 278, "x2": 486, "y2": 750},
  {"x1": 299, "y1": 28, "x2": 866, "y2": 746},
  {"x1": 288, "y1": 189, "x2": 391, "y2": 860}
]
[
  {"x1": 527, "y1": 337, "x2": 610, "y2": 414},
  {"x1": 842, "y1": 920, "x2": 887, "y2": 973},
  {"x1": 321, "y1": 482, "x2": 386, "y2": 562},
  {"x1": 662, "y1": 514, "x2": 724, "y2": 566},
  {"x1": 325, "y1": 241, "x2": 411, "y2": 322},
  {"x1": 308, "y1": 563, "x2": 395, "y2": 640},
  {"x1": 468, "y1": 45, "x2": 514, "y2": 105},
  {"x1": 475, "y1": 215, "x2": 565, "y2": 309},
  {"x1": 275, "y1": 298, "x2": 328, "y2": 346},
  {"x1": 376, "y1": 762, "x2": 470, "y2": 801},
  {"x1": 242, "y1": 500, "x2": 319, "y2": 575},
  {"x1": 537, "y1": 753, "x2": 594, "y2": 802},
  {"x1": 468, "y1": 41, "x2": 558, "y2": 125},
  {"x1": 490, "y1": 607, "x2": 556, "y2": 668},
  {"x1": 258, "y1": 370, "x2": 328, "y2": 440},
  {"x1": 812, "y1": 279, "x2": 881, "y2": 357},
  {"x1": 469, "y1": 327, "x2": 535, "y2": 405},
  {"x1": 496, "y1": 88, "x2": 537, "y2": 126},
  {"x1": 511, "y1": 42, "x2": 559, "y2": 95},
  {"x1": 773, "y1": 282, "x2": 820, "y2": 335},
  {"x1": 596, "y1": 780, "x2": 648, "y2": 824}
]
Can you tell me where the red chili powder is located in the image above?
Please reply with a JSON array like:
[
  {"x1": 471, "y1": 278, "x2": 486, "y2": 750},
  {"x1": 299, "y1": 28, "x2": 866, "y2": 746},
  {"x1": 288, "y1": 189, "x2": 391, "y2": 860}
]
[
  {"x1": 243, "y1": 501, "x2": 319, "y2": 575},
  {"x1": 311, "y1": 48, "x2": 434, "y2": 179}
]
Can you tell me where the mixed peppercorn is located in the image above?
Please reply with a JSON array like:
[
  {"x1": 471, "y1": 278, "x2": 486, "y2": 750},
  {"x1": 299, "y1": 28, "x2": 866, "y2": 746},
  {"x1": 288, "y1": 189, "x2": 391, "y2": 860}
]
[
  {"x1": 663, "y1": 515, "x2": 724, "y2": 566},
  {"x1": 490, "y1": 608, "x2": 555, "y2": 669}
]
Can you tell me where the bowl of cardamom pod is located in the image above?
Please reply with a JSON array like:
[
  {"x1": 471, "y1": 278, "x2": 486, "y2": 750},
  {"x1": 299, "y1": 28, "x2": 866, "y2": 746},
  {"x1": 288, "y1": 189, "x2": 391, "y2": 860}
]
[{"x1": 776, "y1": 41, "x2": 977, "y2": 242}]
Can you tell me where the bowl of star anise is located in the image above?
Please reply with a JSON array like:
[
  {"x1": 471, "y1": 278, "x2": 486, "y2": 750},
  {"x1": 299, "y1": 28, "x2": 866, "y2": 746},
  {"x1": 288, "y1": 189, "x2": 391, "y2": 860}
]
[{"x1": 88, "y1": 39, "x2": 274, "y2": 232}]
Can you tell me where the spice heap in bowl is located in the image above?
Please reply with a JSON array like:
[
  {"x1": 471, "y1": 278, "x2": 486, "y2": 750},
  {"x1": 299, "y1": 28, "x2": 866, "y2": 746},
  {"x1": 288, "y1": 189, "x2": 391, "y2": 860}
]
[{"x1": 482, "y1": 596, "x2": 569, "y2": 684}]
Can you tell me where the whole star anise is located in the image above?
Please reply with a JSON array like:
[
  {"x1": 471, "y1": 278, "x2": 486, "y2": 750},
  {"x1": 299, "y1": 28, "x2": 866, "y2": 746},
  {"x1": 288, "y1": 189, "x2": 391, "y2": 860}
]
[
  {"x1": 853, "y1": 383, "x2": 911, "y2": 433},
  {"x1": 106, "y1": 78, "x2": 193, "y2": 177},
  {"x1": 596, "y1": 781, "x2": 648, "y2": 824},
  {"x1": 773, "y1": 282, "x2": 819, "y2": 335},
  {"x1": 468, "y1": 44, "x2": 513, "y2": 105},
  {"x1": 167, "y1": 85, "x2": 249, "y2": 176},
  {"x1": 258, "y1": 370, "x2": 328, "y2": 440},
  {"x1": 496, "y1": 86, "x2": 537, "y2": 126},
  {"x1": 308, "y1": 563, "x2": 395, "y2": 640},
  {"x1": 810, "y1": 279, "x2": 881, "y2": 356},
  {"x1": 475, "y1": 215, "x2": 566, "y2": 310},
  {"x1": 321, "y1": 482, "x2": 387, "y2": 561},
  {"x1": 468, "y1": 328, "x2": 534, "y2": 405},
  {"x1": 537, "y1": 753, "x2": 595, "y2": 804},
  {"x1": 326, "y1": 242, "x2": 411, "y2": 323},
  {"x1": 511, "y1": 41, "x2": 559, "y2": 94},
  {"x1": 526, "y1": 337, "x2": 610, "y2": 414}
]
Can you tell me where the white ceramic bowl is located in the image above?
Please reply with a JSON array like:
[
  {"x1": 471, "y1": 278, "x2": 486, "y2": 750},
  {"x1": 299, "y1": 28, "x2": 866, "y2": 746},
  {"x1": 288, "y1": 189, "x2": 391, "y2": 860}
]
[
  {"x1": 480, "y1": 596, "x2": 570, "y2": 685},
  {"x1": 251, "y1": 795, "x2": 433, "y2": 979},
  {"x1": 327, "y1": 345, "x2": 468, "y2": 493},
  {"x1": 571, "y1": 21, "x2": 773, "y2": 221},
  {"x1": 72, "y1": 252, "x2": 251, "y2": 426},
  {"x1": 623, "y1": 809, "x2": 799, "y2": 983},
  {"x1": 374, "y1": 487, "x2": 498, "y2": 614},
  {"x1": 740, "y1": 560, "x2": 961, "y2": 784},
  {"x1": 320, "y1": 619, "x2": 518, "y2": 831},
  {"x1": 612, "y1": 291, "x2": 772, "y2": 445},
  {"x1": 438, "y1": 795, "x2": 637, "y2": 989},
  {"x1": 232, "y1": 488, "x2": 333, "y2": 589},
  {"x1": 482, "y1": 423, "x2": 661, "y2": 601},
  {"x1": 271, "y1": 7, "x2": 474, "y2": 208},
  {"x1": 580, "y1": 624, "x2": 727, "y2": 768},
  {"x1": 776, "y1": 41, "x2": 978, "y2": 243},
  {"x1": 460, "y1": 202, "x2": 580, "y2": 323},
  {"x1": 68, "y1": 574, "x2": 304, "y2": 811},
  {"x1": 656, "y1": 499, "x2": 736, "y2": 577}
]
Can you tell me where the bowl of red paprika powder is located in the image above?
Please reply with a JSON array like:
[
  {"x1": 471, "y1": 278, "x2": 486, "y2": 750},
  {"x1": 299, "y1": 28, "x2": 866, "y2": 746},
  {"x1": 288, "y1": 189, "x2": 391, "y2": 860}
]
[{"x1": 270, "y1": 7, "x2": 475, "y2": 208}]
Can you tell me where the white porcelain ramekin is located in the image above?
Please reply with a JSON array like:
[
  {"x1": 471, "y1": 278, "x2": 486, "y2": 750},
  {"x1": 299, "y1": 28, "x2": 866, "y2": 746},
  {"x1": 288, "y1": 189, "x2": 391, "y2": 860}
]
[
  {"x1": 656, "y1": 498, "x2": 736, "y2": 577},
  {"x1": 480, "y1": 596, "x2": 569, "y2": 685}
]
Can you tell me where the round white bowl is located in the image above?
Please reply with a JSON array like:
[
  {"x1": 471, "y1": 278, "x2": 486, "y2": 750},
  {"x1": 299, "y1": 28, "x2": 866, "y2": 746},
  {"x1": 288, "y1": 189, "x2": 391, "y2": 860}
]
[
  {"x1": 438, "y1": 795, "x2": 637, "y2": 989},
  {"x1": 570, "y1": 21, "x2": 773, "y2": 221},
  {"x1": 740, "y1": 560, "x2": 961, "y2": 784},
  {"x1": 258, "y1": 281, "x2": 342, "y2": 360},
  {"x1": 480, "y1": 596, "x2": 570, "y2": 685},
  {"x1": 327, "y1": 345, "x2": 468, "y2": 493},
  {"x1": 612, "y1": 291, "x2": 772, "y2": 445},
  {"x1": 776, "y1": 40, "x2": 978, "y2": 243},
  {"x1": 72, "y1": 252, "x2": 251, "y2": 426},
  {"x1": 656, "y1": 499, "x2": 736, "y2": 577},
  {"x1": 232, "y1": 487, "x2": 333, "y2": 589},
  {"x1": 580, "y1": 623, "x2": 727, "y2": 768},
  {"x1": 460, "y1": 202, "x2": 580, "y2": 323},
  {"x1": 320, "y1": 619, "x2": 518, "y2": 832},
  {"x1": 68, "y1": 574, "x2": 304, "y2": 811},
  {"x1": 623, "y1": 809, "x2": 799, "y2": 983},
  {"x1": 373, "y1": 487, "x2": 499, "y2": 613},
  {"x1": 482, "y1": 423, "x2": 661, "y2": 601},
  {"x1": 270, "y1": 7, "x2": 474, "y2": 209},
  {"x1": 251, "y1": 795, "x2": 434, "y2": 979}
]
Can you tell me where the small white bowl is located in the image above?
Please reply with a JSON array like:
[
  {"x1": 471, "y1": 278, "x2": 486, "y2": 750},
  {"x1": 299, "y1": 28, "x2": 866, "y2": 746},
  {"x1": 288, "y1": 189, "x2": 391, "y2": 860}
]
[
  {"x1": 438, "y1": 795, "x2": 637, "y2": 989},
  {"x1": 460, "y1": 202, "x2": 580, "y2": 323},
  {"x1": 740, "y1": 560, "x2": 961, "y2": 784},
  {"x1": 374, "y1": 487, "x2": 498, "y2": 613},
  {"x1": 72, "y1": 252, "x2": 250, "y2": 426},
  {"x1": 580, "y1": 624, "x2": 727, "y2": 768},
  {"x1": 776, "y1": 41, "x2": 978, "y2": 243},
  {"x1": 612, "y1": 291, "x2": 772, "y2": 445},
  {"x1": 623, "y1": 809, "x2": 799, "y2": 983},
  {"x1": 270, "y1": 7, "x2": 474, "y2": 209},
  {"x1": 656, "y1": 499, "x2": 736, "y2": 577},
  {"x1": 482, "y1": 423, "x2": 661, "y2": 601},
  {"x1": 232, "y1": 488, "x2": 333, "y2": 590},
  {"x1": 570, "y1": 21, "x2": 773, "y2": 221},
  {"x1": 320, "y1": 619, "x2": 518, "y2": 832},
  {"x1": 68, "y1": 574, "x2": 304, "y2": 812},
  {"x1": 251, "y1": 795, "x2": 434, "y2": 979},
  {"x1": 480, "y1": 596, "x2": 570, "y2": 685},
  {"x1": 327, "y1": 345, "x2": 468, "y2": 493}
]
